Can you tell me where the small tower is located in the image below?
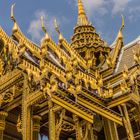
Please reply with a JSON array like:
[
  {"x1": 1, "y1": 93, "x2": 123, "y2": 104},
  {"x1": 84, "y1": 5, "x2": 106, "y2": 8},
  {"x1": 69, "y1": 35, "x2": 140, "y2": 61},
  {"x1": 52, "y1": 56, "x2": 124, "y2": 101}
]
[{"x1": 71, "y1": 0, "x2": 110, "y2": 69}]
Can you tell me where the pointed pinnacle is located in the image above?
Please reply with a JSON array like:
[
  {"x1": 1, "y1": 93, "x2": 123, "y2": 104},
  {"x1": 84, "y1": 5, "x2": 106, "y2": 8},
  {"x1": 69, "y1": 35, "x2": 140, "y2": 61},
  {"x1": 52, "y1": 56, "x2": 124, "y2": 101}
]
[{"x1": 77, "y1": 0, "x2": 89, "y2": 25}]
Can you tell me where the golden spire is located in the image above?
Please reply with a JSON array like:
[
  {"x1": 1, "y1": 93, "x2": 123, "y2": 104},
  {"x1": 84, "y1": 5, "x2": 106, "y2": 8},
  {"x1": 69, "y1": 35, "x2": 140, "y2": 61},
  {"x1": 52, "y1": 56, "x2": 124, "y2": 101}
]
[{"x1": 77, "y1": 0, "x2": 89, "y2": 25}]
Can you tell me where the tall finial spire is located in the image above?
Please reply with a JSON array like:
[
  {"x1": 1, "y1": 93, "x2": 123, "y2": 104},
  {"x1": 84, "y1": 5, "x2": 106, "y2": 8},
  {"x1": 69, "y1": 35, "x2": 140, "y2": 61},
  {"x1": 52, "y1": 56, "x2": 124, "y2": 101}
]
[{"x1": 77, "y1": 0, "x2": 89, "y2": 25}]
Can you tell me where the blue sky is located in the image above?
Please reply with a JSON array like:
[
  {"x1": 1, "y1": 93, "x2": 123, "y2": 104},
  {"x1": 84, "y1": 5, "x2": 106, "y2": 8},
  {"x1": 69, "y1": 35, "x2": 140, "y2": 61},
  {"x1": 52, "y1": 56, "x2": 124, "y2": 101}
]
[{"x1": 0, "y1": 0, "x2": 140, "y2": 46}]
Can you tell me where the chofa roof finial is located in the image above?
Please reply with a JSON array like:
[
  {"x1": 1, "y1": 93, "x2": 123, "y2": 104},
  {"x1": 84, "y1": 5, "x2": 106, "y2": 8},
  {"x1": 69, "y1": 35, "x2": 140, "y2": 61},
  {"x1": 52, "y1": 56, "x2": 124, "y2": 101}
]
[
  {"x1": 41, "y1": 16, "x2": 47, "y2": 33},
  {"x1": 11, "y1": 4, "x2": 16, "y2": 22},
  {"x1": 117, "y1": 15, "x2": 125, "y2": 39},
  {"x1": 54, "y1": 19, "x2": 64, "y2": 41},
  {"x1": 54, "y1": 19, "x2": 60, "y2": 34},
  {"x1": 120, "y1": 15, "x2": 125, "y2": 31},
  {"x1": 40, "y1": 16, "x2": 50, "y2": 42}
]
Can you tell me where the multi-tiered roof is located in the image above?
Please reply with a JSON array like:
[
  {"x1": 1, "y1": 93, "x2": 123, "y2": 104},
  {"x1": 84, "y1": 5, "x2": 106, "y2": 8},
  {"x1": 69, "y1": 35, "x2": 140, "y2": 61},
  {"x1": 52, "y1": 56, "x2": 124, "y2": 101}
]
[{"x1": 0, "y1": 0, "x2": 139, "y2": 140}]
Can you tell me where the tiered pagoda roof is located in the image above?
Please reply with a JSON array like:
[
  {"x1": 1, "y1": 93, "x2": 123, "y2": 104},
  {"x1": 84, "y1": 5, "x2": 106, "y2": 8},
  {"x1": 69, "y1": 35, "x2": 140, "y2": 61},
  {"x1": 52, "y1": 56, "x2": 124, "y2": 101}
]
[{"x1": 0, "y1": 0, "x2": 139, "y2": 140}]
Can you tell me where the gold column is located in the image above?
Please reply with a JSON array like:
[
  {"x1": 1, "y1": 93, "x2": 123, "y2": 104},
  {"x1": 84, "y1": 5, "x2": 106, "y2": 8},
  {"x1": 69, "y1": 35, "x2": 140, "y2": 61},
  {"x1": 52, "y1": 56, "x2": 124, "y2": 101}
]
[
  {"x1": 33, "y1": 115, "x2": 41, "y2": 140},
  {"x1": 119, "y1": 104, "x2": 134, "y2": 140},
  {"x1": 135, "y1": 104, "x2": 140, "y2": 132},
  {"x1": 48, "y1": 99, "x2": 56, "y2": 140},
  {"x1": 73, "y1": 115, "x2": 82, "y2": 140},
  {"x1": 89, "y1": 125, "x2": 95, "y2": 140},
  {"x1": 0, "y1": 111, "x2": 8, "y2": 140},
  {"x1": 22, "y1": 76, "x2": 32, "y2": 140},
  {"x1": 103, "y1": 118, "x2": 119, "y2": 140}
]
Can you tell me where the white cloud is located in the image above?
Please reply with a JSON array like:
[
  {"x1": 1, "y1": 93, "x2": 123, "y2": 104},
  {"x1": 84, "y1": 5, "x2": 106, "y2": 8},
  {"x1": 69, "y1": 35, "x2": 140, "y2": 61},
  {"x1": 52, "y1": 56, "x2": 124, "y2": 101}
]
[
  {"x1": 28, "y1": 10, "x2": 69, "y2": 43},
  {"x1": 128, "y1": 6, "x2": 140, "y2": 22},
  {"x1": 82, "y1": 0, "x2": 132, "y2": 16},
  {"x1": 28, "y1": 10, "x2": 45, "y2": 42},
  {"x1": 81, "y1": 0, "x2": 109, "y2": 16},
  {"x1": 112, "y1": 0, "x2": 131, "y2": 14},
  {"x1": 74, "y1": 0, "x2": 134, "y2": 16},
  {"x1": 27, "y1": 0, "x2": 140, "y2": 44}
]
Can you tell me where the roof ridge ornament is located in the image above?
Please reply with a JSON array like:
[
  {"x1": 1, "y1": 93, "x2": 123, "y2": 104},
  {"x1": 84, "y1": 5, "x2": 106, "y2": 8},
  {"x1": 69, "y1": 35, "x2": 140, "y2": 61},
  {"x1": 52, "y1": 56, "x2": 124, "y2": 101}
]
[
  {"x1": 41, "y1": 16, "x2": 47, "y2": 33},
  {"x1": 117, "y1": 15, "x2": 125, "y2": 39},
  {"x1": 54, "y1": 19, "x2": 63, "y2": 41},
  {"x1": 54, "y1": 19, "x2": 60, "y2": 34},
  {"x1": 11, "y1": 4, "x2": 18, "y2": 33},
  {"x1": 77, "y1": 0, "x2": 89, "y2": 26},
  {"x1": 120, "y1": 15, "x2": 125, "y2": 31},
  {"x1": 111, "y1": 15, "x2": 125, "y2": 70},
  {"x1": 40, "y1": 16, "x2": 50, "y2": 41},
  {"x1": 11, "y1": 4, "x2": 16, "y2": 23},
  {"x1": 110, "y1": 15, "x2": 125, "y2": 47}
]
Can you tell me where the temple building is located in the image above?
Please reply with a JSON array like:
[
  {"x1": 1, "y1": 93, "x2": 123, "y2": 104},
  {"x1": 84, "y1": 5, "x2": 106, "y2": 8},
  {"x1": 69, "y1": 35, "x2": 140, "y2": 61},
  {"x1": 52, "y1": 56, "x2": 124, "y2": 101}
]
[{"x1": 0, "y1": 0, "x2": 140, "y2": 140}]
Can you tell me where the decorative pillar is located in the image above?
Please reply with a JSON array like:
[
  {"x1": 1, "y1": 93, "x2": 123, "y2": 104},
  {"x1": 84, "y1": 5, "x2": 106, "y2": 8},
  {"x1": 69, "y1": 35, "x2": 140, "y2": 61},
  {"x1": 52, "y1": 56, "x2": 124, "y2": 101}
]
[
  {"x1": 119, "y1": 104, "x2": 134, "y2": 140},
  {"x1": 33, "y1": 115, "x2": 41, "y2": 140},
  {"x1": 22, "y1": 76, "x2": 32, "y2": 140},
  {"x1": 89, "y1": 125, "x2": 95, "y2": 140},
  {"x1": 135, "y1": 104, "x2": 140, "y2": 132},
  {"x1": 103, "y1": 118, "x2": 119, "y2": 140},
  {"x1": 0, "y1": 111, "x2": 8, "y2": 140},
  {"x1": 73, "y1": 115, "x2": 82, "y2": 140},
  {"x1": 48, "y1": 99, "x2": 56, "y2": 140}
]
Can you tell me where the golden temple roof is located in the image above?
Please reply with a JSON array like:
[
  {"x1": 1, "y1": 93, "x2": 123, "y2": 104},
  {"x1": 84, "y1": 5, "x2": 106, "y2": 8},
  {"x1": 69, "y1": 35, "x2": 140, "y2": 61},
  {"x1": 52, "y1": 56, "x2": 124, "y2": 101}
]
[
  {"x1": 71, "y1": 0, "x2": 108, "y2": 51},
  {"x1": 71, "y1": 0, "x2": 111, "y2": 68},
  {"x1": 0, "y1": 1, "x2": 140, "y2": 140}
]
